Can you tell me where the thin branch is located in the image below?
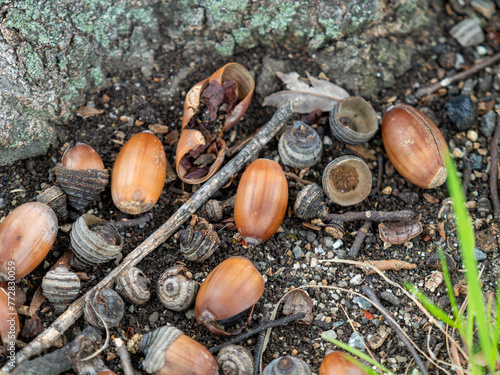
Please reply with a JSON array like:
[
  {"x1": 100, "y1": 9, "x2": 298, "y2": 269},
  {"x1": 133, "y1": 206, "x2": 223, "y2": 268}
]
[
  {"x1": 346, "y1": 221, "x2": 371, "y2": 259},
  {"x1": 113, "y1": 338, "x2": 135, "y2": 375},
  {"x1": 490, "y1": 115, "x2": 500, "y2": 216},
  {"x1": 4, "y1": 101, "x2": 293, "y2": 372},
  {"x1": 326, "y1": 210, "x2": 414, "y2": 223}
]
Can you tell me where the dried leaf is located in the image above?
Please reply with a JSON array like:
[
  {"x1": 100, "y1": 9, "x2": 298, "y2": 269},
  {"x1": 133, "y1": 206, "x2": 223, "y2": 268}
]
[
  {"x1": 282, "y1": 289, "x2": 314, "y2": 324},
  {"x1": 356, "y1": 259, "x2": 417, "y2": 274},
  {"x1": 262, "y1": 71, "x2": 349, "y2": 113},
  {"x1": 148, "y1": 124, "x2": 170, "y2": 134},
  {"x1": 378, "y1": 214, "x2": 423, "y2": 244},
  {"x1": 202, "y1": 80, "x2": 225, "y2": 121},
  {"x1": 76, "y1": 106, "x2": 104, "y2": 118},
  {"x1": 425, "y1": 270, "x2": 444, "y2": 292},
  {"x1": 29, "y1": 287, "x2": 46, "y2": 316}
]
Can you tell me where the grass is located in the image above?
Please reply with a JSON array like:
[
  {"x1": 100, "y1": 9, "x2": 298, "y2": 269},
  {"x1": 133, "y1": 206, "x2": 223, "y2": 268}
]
[{"x1": 322, "y1": 152, "x2": 500, "y2": 374}]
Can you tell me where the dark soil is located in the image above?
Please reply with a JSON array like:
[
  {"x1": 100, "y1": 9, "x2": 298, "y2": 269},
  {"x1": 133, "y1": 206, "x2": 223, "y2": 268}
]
[{"x1": 1, "y1": 5, "x2": 500, "y2": 375}]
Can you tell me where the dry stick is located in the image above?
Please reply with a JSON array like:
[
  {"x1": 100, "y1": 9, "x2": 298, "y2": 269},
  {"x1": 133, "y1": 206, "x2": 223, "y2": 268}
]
[
  {"x1": 346, "y1": 221, "x2": 371, "y2": 260},
  {"x1": 414, "y1": 52, "x2": 500, "y2": 99},
  {"x1": 490, "y1": 116, "x2": 500, "y2": 216},
  {"x1": 362, "y1": 286, "x2": 429, "y2": 375},
  {"x1": 4, "y1": 100, "x2": 293, "y2": 372},
  {"x1": 253, "y1": 310, "x2": 270, "y2": 375},
  {"x1": 326, "y1": 210, "x2": 414, "y2": 223},
  {"x1": 376, "y1": 153, "x2": 384, "y2": 193},
  {"x1": 113, "y1": 338, "x2": 135, "y2": 375}
]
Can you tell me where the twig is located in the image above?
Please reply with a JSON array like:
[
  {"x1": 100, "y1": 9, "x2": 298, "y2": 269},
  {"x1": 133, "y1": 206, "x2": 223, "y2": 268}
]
[
  {"x1": 326, "y1": 210, "x2": 414, "y2": 223},
  {"x1": 346, "y1": 221, "x2": 371, "y2": 259},
  {"x1": 253, "y1": 310, "x2": 270, "y2": 375},
  {"x1": 376, "y1": 154, "x2": 384, "y2": 193},
  {"x1": 490, "y1": 116, "x2": 500, "y2": 216},
  {"x1": 113, "y1": 338, "x2": 135, "y2": 375},
  {"x1": 461, "y1": 158, "x2": 472, "y2": 197},
  {"x1": 208, "y1": 312, "x2": 305, "y2": 354},
  {"x1": 4, "y1": 101, "x2": 293, "y2": 372},
  {"x1": 414, "y1": 52, "x2": 500, "y2": 99},
  {"x1": 112, "y1": 213, "x2": 153, "y2": 231},
  {"x1": 362, "y1": 286, "x2": 429, "y2": 375},
  {"x1": 283, "y1": 171, "x2": 314, "y2": 185}
]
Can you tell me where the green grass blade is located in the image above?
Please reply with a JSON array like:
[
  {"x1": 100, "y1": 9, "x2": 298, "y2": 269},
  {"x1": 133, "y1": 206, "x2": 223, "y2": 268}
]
[
  {"x1": 405, "y1": 282, "x2": 460, "y2": 329},
  {"x1": 321, "y1": 333, "x2": 395, "y2": 375},
  {"x1": 445, "y1": 153, "x2": 495, "y2": 370}
]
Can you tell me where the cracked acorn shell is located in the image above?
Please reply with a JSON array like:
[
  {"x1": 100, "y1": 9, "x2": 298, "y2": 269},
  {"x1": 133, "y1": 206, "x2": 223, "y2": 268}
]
[
  {"x1": 140, "y1": 325, "x2": 217, "y2": 375},
  {"x1": 195, "y1": 256, "x2": 264, "y2": 336},
  {"x1": 0, "y1": 202, "x2": 58, "y2": 280},
  {"x1": 234, "y1": 159, "x2": 288, "y2": 246},
  {"x1": 53, "y1": 143, "x2": 109, "y2": 211},
  {"x1": 112, "y1": 131, "x2": 167, "y2": 215},
  {"x1": 319, "y1": 350, "x2": 368, "y2": 375},
  {"x1": 381, "y1": 103, "x2": 448, "y2": 189},
  {"x1": 263, "y1": 356, "x2": 311, "y2": 375},
  {"x1": 41, "y1": 265, "x2": 81, "y2": 313},
  {"x1": 157, "y1": 266, "x2": 198, "y2": 312},
  {"x1": 69, "y1": 214, "x2": 123, "y2": 269},
  {"x1": 278, "y1": 122, "x2": 322, "y2": 168}
]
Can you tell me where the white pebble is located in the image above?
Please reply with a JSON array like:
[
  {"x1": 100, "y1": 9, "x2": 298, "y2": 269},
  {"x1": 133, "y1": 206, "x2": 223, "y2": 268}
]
[
  {"x1": 350, "y1": 274, "x2": 363, "y2": 285},
  {"x1": 333, "y1": 239, "x2": 343, "y2": 249},
  {"x1": 467, "y1": 130, "x2": 478, "y2": 142}
]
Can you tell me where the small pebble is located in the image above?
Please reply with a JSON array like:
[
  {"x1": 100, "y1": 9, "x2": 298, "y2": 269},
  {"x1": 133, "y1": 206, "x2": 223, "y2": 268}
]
[
  {"x1": 185, "y1": 309, "x2": 196, "y2": 319},
  {"x1": 322, "y1": 329, "x2": 337, "y2": 341},
  {"x1": 306, "y1": 231, "x2": 317, "y2": 243},
  {"x1": 469, "y1": 154, "x2": 482, "y2": 170},
  {"x1": 148, "y1": 311, "x2": 159, "y2": 323},
  {"x1": 466, "y1": 130, "x2": 478, "y2": 142},
  {"x1": 324, "y1": 238, "x2": 334, "y2": 248},
  {"x1": 474, "y1": 248, "x2": 487, "y2": 261},
  {"x1": 478, "y1": 75, "x2": 493, "y2": 92},
  {"x1": 348, "y1": 332, "x2": 365, "y2": 350},
  {"x1": 480, "y1": 111, "x2": 496, "y2": 137},
  {"x1": 454, "y1": 53, "x2": 465, "y2": 70},
  {"x1": 438, "y1": 51, "x2": 456, "y2": 70},
  {"x1": 445, "y1": 95, "x2": 477, "y2": 130},
  {"x1": 350, "y1": 274, "x2": 363, "y2": 285},
  {"x1": 460, "y1": 78, "x2": 477, "y2": 96},
  {"x1": 292, "y1": 246, "x2": 303, "y2": 258},
  {"x1": 323, "y1": 135, "x2": 333, "y2": 146},
  {"x1": 452, "y1": 148, "x2": 465, "y2": 158},
  {"x1": 333, "y1": 239, "x2": 343, "y2": 249},
  {"x1": 476, "y1": 46, "x2": 488, "y2": 56},
  {"x1": 353, "y1": 296, "x2": 372, "y2": 310}
]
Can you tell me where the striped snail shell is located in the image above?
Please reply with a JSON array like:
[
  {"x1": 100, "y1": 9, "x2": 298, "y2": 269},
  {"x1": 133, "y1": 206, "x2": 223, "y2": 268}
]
[
  {"x1": 293, "y1": 184, "x2": 328, "y2": 220},
  {"x1": 157, "y1": 266, "x2": 198, "y2": 312},
  {"x1": 35, "y1": 185, "x2": 68, "y2": 221},
  {"x1": 41, "y1": 265, "x2": 81, "y2": 313},
  {"x1": 205, "y1": 200, "x2": 224, "y2": 222},
  {"x1": 140, "y1": 325, "x2": 218, "y2": 375},
  {"x1": 70, "y1": 214, "x2": 123, "y2": 269},
  {"x1": 115, "y1": 267, "x2": 150, "y2": 305},
  {"x1": 278, "y1": 122, "x2": 323, "y2": 169},
  {"x1": 263, "y1": 356, "x2": 311, "y2": 375},
  {"x1": 216, "y1": 345, "x2": 254, "y2": 375},
  {"x1": 84, "y1": 288, "x2": 124, "y2": 329},
  {"x1": 177, "y1": 215, "x2": 220, "y2": 262}
]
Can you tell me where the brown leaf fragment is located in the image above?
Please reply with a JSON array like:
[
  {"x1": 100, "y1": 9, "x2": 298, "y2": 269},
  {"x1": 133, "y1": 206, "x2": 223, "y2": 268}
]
[
  {"x1": 356, "y1": 259, "x2": 417, "y2": 274},
  {"x1": 423, "y1": 193, "x2": 440, "y2": 204},
  {"x1": 164, "y1": 129, "x2": 179, "y2": 146},
  {"x1": 344, "y1": 144, "x2": 377, "y2": 161},
  {"x1": 438, "y1": 221, "x2": 446, "y2": 240},
  {"x1": 453, "y1": 278, "x2": 468, "y2": 296},
  {"x1": 21, "y1": 313, "x2": 44, "y2": 340},
  {"x1": 148, "y1": 123, "x2": 170, "y2": 134},
  {"x1": 282, "y1": 289, "x2": 314, "y2": 324},
  {"x1": 29, "y1": 287, "x2": 46, "y2": 316},
  {"x1": 76, "y1": 106, "x2": 104, "y2": 118},
  {"x1": 222, "y1": 80, "x2": 238, "y2": 112},
  {"x1": 202, "y1": 80, "x2": 225, "y2": 121},
  {"x1": 368, "y1": 325, "x2": 389, "y2": 349},
  {"x1": 475, "y1": 228, "x2": 498, "y2": 252}
]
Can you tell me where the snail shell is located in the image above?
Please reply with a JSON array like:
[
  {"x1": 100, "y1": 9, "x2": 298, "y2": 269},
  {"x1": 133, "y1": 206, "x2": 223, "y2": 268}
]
[
  {"x1": 278, "y1": 122, "x2": 322, "y2": 168},
  {"x1": 293, "y1": 184, "x2": 328, "y2": 220},
  {"x1": 329, "y1": 96, "x2": 378, "y2": 144},
  {"x1": 177, "y1": 216, "x2": 220, "y2": 262},
  {"x1": 139, "y1": 325, "x2": 218, "y2": 375},
  {"x1": 216, "y1": 345, "x2": 254, "y2": 375},
  {"x1": 263, "y1": 356, "x2": 311, "y2": 375},
  {"x1": 322, "y1": 156, "x2": 372, "y2": 206},
  {"x1": 35, "y1": 185, "x2": 68, "y2": 221},
  {"x1": 41, "y1": 265, "x2": 81, "y2": 313},
  {"x1": 477, "y1": 197, "x2": 491, "y2": 216},
  {"x1": 205, "y1": 199, "x2": 224, "y2": 222},
  {"x1": 157, "y1": 266, "x2": 198, "y2": 311},
  {"x1": 70, "y1": 214, "x2": 123, "y2": 269},
  {"x1": 115, "y1": 267, "x2": 150, "y2": 305},
  {"x1": 84, "y1": 288, "x2": 124, "y2": 329}
]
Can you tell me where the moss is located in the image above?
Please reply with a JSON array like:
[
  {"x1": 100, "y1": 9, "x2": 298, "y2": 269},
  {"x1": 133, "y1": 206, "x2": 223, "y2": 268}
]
[
  {"x1": 232, "y1": 27, "x2": 254, "y2": 47},
  {"x1": 318, "y1": 18, "x2": 342, "y2": 39},
  {"x1": 202, "y1": 0, "x2": 249, "y2": 29},
  {"x1": 19, "y1": 43, "x2": 44, "y2": 80},
  {"x1": 214, "y1": 34, "x2": 235, "y2": 56}
]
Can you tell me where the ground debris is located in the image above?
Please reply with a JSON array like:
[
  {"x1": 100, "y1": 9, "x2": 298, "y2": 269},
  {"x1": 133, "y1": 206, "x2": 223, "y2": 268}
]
[{"x1": 355, "y1": 259, "x2": 417, "y2": 274}]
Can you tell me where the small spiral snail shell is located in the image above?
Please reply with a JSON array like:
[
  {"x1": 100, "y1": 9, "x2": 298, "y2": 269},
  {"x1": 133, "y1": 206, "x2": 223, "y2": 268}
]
[
  {"x1": 157, "y1": 266, "x2": 198, "y2": 312},
  {"x1": 278, "y1": 122, "x2": 322, "y2": 168},
  {"x1": 205, "y1": 200, "x2": 224, "y2": 222},
  {"x1": 35, "y1": 185, "x2": 68, "y2": 221},
  {"x1": 176, "y1": 215, "x2": 220, "y2": 262},
  {"x1": 293, "y1": 184, "x2": 328, "y2": 220},
  {"x1": 263, "y1": 356, "x2": 311, "y2": 375},
  {"x1": 84, "y1": 288, "x2": 124, "y2": 329},
  {"x1": 41, "y1": 265, "x2": 81, "y2": 313},
  {"x1": 139, "y1": 325, "x2": 218, "y2": 375},
  {"x1": 216, "y1": 345, "x2": 254, "y2": 375},
  {"x1": 70, "y1": 214, "x2": 123, "y2": 269},
  {"x1": 115, "y1": 267, "x2": 150, "y2": 305}
]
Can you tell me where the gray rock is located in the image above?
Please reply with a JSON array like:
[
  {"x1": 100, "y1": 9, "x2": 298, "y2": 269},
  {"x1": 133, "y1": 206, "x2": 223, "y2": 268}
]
[
  {"x1": 478, "y1": 75, "x2": 493, "y2": 92},
  {"x1": 469, "y1": 154, "x2": 482, "y2": 170},
  {"x1": 450, "y1": 18, "x2": 485, "y2": 47},
  {"x1": 256, "y1": 57, "x2": 292, "y2": 98},
  {"x1": 480, "y1": 111, "x2": 497, "y2": 137},
  {"x1": 348, "y1": 332, "x2": 366, "y2": 350},
  {"x1": 380, "y1": 291, "x2": 400, "y2": 306},
  {"x1": 353, "y1": 296, "x2": 372, "y2": 310},
  {"x1": 292, "y1": 246, "x2": 304, "y2": 258},
  {"x1": 474, "y1": 248, "x2": 487, "y2": 261},
  {"x1": 445, "y1": 95, "x2": 477, "y2": 131}
]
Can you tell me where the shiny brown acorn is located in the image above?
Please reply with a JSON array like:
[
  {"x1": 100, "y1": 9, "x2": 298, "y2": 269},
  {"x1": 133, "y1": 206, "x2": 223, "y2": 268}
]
[
  {"x1": 139, "y1": 325, "x2": 218, "y2": 375},
  {"x1": 0, "y1": 287, "x2": 20, "y2": 345},
  {"x1": 111, "y1": 131, "x2": 167, "y2": 215},
  {"x1": 0, "y1": 202, "x2": 58, "y2": 280},
  {"x1": 319, "y1": 350, "x2": 368, "y2": 375},
  {"x1": 381, "y1": 104, "x2": 448, "y2": 189},
  {"x1": 53, "y1": 143, "x2": 109, "y2": 211},
  {"x1": 97, "y1": 371, "x2": 118, "y2": 375},
  {"x1": 195, "y1": 256, "x2": 264, "y2": 335},
  {"x1": 234, "y1": 159, "x2": 288, "y2": 246}
]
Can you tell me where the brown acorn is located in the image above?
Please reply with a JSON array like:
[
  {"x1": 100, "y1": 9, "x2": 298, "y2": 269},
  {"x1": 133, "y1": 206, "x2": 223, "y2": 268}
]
[{"x1": 319, "y1": 350, "x2": 368, "y2": 375}]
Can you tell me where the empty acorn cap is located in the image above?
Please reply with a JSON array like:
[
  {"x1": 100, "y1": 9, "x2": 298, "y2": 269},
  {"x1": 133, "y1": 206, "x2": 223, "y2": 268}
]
[
  {"x1": 322, "y1": 155, "x2": 372, "y2": 206},
  {"x1": 329, "y1": 96, "x2": 378, "y2": 144}
]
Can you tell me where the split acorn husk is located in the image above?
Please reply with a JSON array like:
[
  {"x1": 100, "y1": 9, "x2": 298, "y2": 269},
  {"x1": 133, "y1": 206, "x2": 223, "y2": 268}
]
[
  {"x1": 177, "y1": 63, "x2": 255, "y2": 184},
  {"x1": 234, "y1": 159, "x2": 288, "y2": 246},
  {"x1": 381, "y1": 103, "x2": 448, "y2": 189},
  {"x1": 112, "y1": 131, "x2": 167, "y2": 215},
  {"x1": 53, "y1": 143, "x2": 109, "y2": 211},
  {"x1": 0, "y1": 202, "x2": 58, "y2": 280},
  {"x1": 139, "y1": 325, "x2": 218, "y2": 375},
  {"x1": 195, "y1": 256, "x2": 264, "y2": 335}
]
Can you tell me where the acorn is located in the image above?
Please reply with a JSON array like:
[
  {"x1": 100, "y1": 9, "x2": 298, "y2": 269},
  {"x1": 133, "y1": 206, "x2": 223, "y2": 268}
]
[
  {"x1": 0, "y1": 287, "x2": 20, "y2": 345},
  {"x1": 319, "y1": 350, "x2": 368, "y2": 375},
  {"x1": 53, "y1": 143, "x2": 109, "y2": 211},
  {"x1": 0, "y1": 202, "x2": 58, "y2": 280},
  {"x1": 381, "y1": 103, "x2": 448, "y2": 189},
  {"x1": 195, "y1": 256, "x2": 264, "y2": 335},
  {"x1": 111, "y1": 131, "x2": 167, "y2": 215},
  {"x1": 139, "y1": 325, "x2": 218, "y2": 375},
  {"x1": 97, "y1": 371, "x2": 118, "y2": 375},
  {"x1": 234, "y1": 159, "x2": 288, "y2": 246}
]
